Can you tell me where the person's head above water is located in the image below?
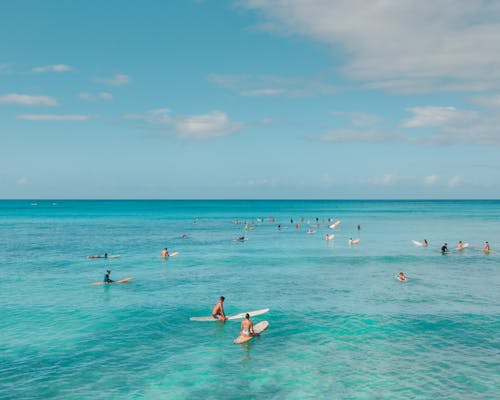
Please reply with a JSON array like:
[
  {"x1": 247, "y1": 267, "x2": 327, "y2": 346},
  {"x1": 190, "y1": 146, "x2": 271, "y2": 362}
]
[
  {"x1": 245, "y1": 313, "x2": 250, "y2": 319},
  {"x1": 220, "y1": 296, "x2": 225, "y2": 302}
]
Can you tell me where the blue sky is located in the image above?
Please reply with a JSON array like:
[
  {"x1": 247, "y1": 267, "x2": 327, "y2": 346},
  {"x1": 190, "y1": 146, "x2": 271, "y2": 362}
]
[{"x1": 1, "y1": 0, "x2": 500, "y2": 199}]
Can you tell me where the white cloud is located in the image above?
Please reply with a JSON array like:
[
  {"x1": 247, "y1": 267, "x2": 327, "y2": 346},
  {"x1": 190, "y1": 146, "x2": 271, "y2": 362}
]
[
  {"x1": 208, "y1": 73, "x2": 336, "y2": 97},
  {"x1": 470, "y1": 94, "x2": 500, "y2": 109},
  {"x1": 17, "y1": 177, "x2": 31, "y2": 185},
  {"x1": 424, "y1": 175, "x2": 440, "y2": 185},
  {"x1": 365, "y1": 174, "x2": 399, "y2": 186},
  {"x1": 331, "y1": 111, "x2": 381, "y2": 127},
  {"x1": 239, "y1": 1, "x2": 500, "y2": 92},
  {"x1": 448, "y1": 176, "x2": 462, "y2": 187},
  {"x1": 125, "y1": 108, "x2": 244, "y2": 140},
  {"x1": 79, "y1": 92, "x2": 113, "y2": 101},
  {"x1": 96, "y1": 73, "x2": 130, "y2": 86},
  {"x1": 0, "y1": 93, "x2": 57, "y2": 106},
  {"x1": 32, "y1": 64, "x2": 72, "y2": 73},
  {"x1": 99, "y1": 92, "x2": 113, "y2": 100},
  {"x1": 401, "y1": 106, "x2": 479, "y2": 128},
  {"x1": 311, "y1": 129, "x2": 400, "y2": 143},
  {"x1": 17, "y1": 114, "x2": 89, "y2": 121}
]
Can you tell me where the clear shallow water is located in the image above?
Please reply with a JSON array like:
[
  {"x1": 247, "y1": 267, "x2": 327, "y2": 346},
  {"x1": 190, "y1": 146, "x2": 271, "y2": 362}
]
[{"x1": 1, "y1": 200, "x2": 499, "y2": 399}]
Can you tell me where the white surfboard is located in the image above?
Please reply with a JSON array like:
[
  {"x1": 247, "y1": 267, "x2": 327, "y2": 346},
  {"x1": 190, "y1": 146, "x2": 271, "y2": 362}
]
[
  {"x1": 395, "y1": 274, "x2": 408, "y2": 282},
  {"x1": 456, "y1": 243, "x2": 469, "y2": 250},
  {"x1": 169, "y1": 252, "x2": 179, "y2": 257},
  {"x1": 349, "y1": 238, "x2": 360, "y2": 245},
  {"x1": 325, "y1": 234, "x2": 335, "y2": 241},
  {"x1": 190, "y1": 308, "x2": 269, "y2": 322},
  {"x1": 329, "y1": 220, "x2": 340, "y2": 229},
  {"x1": 234, "y1": 321, "x2": 269, "y2": 344},
  {"x1": 412, "y1": 240, "x2": 423, "y2": 246}
]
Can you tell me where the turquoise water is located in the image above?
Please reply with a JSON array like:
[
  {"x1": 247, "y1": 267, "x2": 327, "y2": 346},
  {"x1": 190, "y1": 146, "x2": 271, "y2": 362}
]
[{"x1": 1, "y1": 200, "x2": 499, "y2": 399}]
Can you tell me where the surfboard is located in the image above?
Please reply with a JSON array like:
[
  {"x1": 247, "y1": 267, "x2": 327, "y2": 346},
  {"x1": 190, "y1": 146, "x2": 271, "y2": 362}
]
[
  {"x1": 91, "y1": 277, "x2": 133, "y2": 285},
  {"x1": 456, "y1": 243, "x2": 469, "y2": 250},
  {"x1": 169, "y1": 252, "x2": 179, "y2": 257},
  {"x1": 189, "y1": 308, "x2": 270, "y2": 322},
  {"x1": 325, "y1": 234, "x2": 335, "y2": 241},
  {"x1": 395, "y1": 274, "x2": 408, "y2": 282},
  {"x1": 329, "y1": 220, "x2": 340, "y2": 229},
  {"x1": 234, "y1": 321, "x2": 269, "y2": 344},
  {"x1": 307, "y1": 229, "x2": 316, "y2": 234},
  {"x1": 349, "y1": 238, "x2": 360, "y2": 245},
  {"x1": 412, "y1": 240, "x2": 423, "y2": 246},
  {"x1": 87, "y1": 254, "x2": 120, "y2": 259}
]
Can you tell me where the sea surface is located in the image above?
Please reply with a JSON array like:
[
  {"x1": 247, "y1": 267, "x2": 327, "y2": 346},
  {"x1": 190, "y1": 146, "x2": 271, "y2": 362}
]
[{"x1": 1, "y1": 200, "x2": 499, "y2": 399}]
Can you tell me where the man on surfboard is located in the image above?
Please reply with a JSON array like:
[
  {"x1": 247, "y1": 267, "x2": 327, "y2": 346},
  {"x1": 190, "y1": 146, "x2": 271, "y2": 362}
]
[
  {"x1": 212, "y1": 296, "x2": 227, "y2": 321},
  {"x1": 240, "y1": 313, "x2": 258, "y2": 338},
  {"x1": 104, "y1": 270, "x2": 114, "y2": 284}
]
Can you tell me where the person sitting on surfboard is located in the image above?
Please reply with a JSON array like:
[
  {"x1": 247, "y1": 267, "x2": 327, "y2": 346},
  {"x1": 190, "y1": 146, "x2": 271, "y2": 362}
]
[
  {"x1": 457, "y1": 241, "x2": 464, "y2": 250},
  {"x1": 422, "y1": 239, "x2": 428, "y2": 247},
  {"x1": 212, "y1": 296, "x2": 227, "y2": 321},
  {"x1": 240, "y1": 313, "x2": 258, "y2": 338},
  {"x1": 441, "y1": 243, "x2": 449, "y2": 253},
  {"x1": 483, "y1": 241, "x2": 490, "y2": 251},
  {"x1": 104, "y1": 270, "x2": 114, "y2": 284},
  {"x1": 160, "y1": 248, "x2": 169, "y2": 258}
]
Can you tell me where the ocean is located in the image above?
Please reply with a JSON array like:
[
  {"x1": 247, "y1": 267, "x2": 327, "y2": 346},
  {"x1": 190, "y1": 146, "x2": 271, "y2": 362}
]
[{"x1": 1, "y1": 200, "x2": 499, "y2": 399}]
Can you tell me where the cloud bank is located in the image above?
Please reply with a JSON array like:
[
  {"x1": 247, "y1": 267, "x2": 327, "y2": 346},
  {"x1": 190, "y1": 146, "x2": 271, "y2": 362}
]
[
  {"x1": 240, "y1": 0, "x2": 500, "y2": 92},
  {"x1": 0, "y1": 93, "x2": 57, "y2": 106}
]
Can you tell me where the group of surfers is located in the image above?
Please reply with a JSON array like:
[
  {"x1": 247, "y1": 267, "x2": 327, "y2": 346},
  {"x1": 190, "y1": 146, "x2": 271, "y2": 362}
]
[
  {"x1": 212, "y1": 296, "x2": 258, "y2": 339},
  {"x1": 437, "y1": 241, "x2": 490, "y2": 253}
]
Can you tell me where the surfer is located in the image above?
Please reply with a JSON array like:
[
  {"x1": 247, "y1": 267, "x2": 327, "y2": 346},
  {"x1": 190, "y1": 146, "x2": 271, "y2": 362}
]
[
  {"x1": 240, "y1": 313, "x2": 258, "y2": 338},
  {"x1": 88, "y1": 253, "x2": 108, "y2": 259},
  {"x1": 483, "y1": 241, "x2": 490, "y2": 251},
  {"x1": 212, "y1": 296, "x2": 227, "y2": 321},
  {"x1": 161, "y1": 248, "x2": 169, "y2": 258},
  {"x1": 441, "y1": 243, "x2": 449, "y2": 254},
  {"x1": 397, "y1": 272, "x2": 407, "y2": 281},
  {"x1": 457, "y1": 241, "x2": 464, "y2": 250},
  {"x1": 104, "y1": 270, "x2": 114, "y2": 284},
  {"x1": 422, "y1": 239, "x2": 428, "y2": 247}
]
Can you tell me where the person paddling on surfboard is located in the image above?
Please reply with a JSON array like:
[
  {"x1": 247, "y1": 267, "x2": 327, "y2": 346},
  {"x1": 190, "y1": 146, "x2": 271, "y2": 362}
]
[
  {"x1": 161, "y1": 248, "x2": 169, "y2": 258},
  {"x1": 212, "y1": 296, "x2": 227, "y2": 322},
  {"x1": 483, "y1": 241, "x2": 490, "y2": 252},
  {"x1": 422, "y1": 239, "x2": 428, "y2": 247},
  {"x1": 240, "y1": 313, "x2": 258, "y2": 338},
  {"x1": 104, "y1": 270, "x2": 114, "y2": 284}
]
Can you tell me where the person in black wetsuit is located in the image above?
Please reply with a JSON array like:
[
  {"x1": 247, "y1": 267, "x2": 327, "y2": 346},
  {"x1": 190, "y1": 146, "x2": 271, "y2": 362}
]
[
  {"x1": 104, "y1": 270, "x2": 114, "y2": 283},
  {"x1": 441, "y1": 243, "x2": 449, "y2": 254}
]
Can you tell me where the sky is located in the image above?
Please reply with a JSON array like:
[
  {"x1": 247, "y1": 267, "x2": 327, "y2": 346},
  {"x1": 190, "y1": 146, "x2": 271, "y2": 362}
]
[{"x1": 1, "y1": 0, "x2": 500, "y2": 199}]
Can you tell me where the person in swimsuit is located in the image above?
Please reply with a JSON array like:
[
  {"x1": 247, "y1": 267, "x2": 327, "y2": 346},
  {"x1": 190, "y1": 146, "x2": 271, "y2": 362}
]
[
  {"x1": 397, "y1": 272, "x2": 407, "y2": 281},
  {"x1": 104, "y1": 270, "x2": 114, "y2": 284},
  {"x1": 422, "y1": 239, "x2": 428, "y2": 247},
  {"x1": 161, "y1": 248, "x2": 169, "y2": 258},
  {"x1": 240, "y1": 313, "x2": 258, "y2": 337},
  {"x1": 457, "y1": 241, "x2": 464, "y2": 250},
  {"x1": 483, "y1": 241, "x2": 490, "y2": 251},
  {"x1": 212, "y1": 296, "x2": 227, "y2": 321}
]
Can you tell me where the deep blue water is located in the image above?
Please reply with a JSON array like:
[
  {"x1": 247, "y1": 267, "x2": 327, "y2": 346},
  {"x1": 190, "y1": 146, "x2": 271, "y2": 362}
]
[{"x1": 1, "y1": 200, "x2": 499, "y2": 399}]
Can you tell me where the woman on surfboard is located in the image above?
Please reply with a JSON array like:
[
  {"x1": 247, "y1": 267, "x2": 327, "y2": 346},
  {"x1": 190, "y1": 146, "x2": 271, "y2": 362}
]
[{"x1": 240, "y1": 313, "x2": 258, "y2": 338}]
